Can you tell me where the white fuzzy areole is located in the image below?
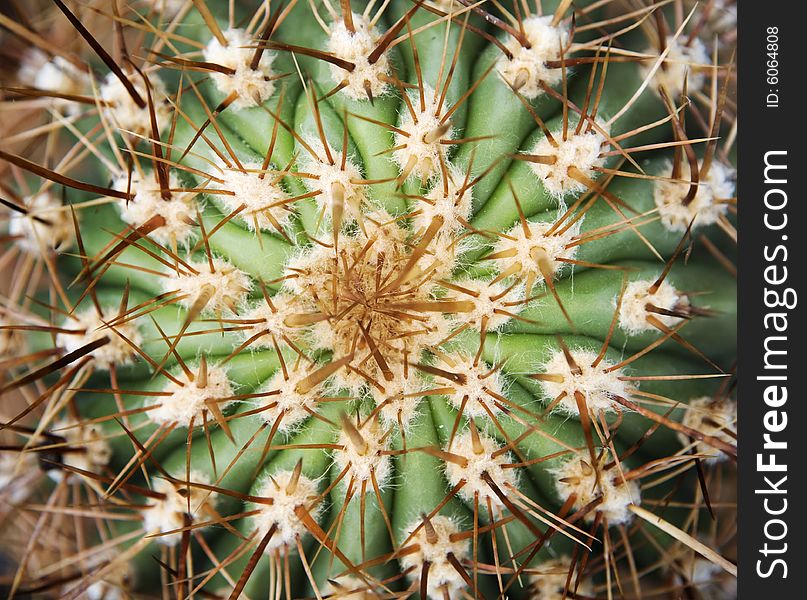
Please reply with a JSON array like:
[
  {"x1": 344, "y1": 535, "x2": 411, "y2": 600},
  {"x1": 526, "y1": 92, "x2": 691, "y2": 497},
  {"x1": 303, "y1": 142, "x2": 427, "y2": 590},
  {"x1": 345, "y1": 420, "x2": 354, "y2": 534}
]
[
  {"x1": 708, "y1": 1, "x2": 738, "y2": 38},
  {"x1": 416, "y1": 168, "x2": 473, "y2": 236},
  {"x1": 654, "y1": 160, "x2": 735, "y2": 232},
  {"x1": 387, "y1": 307, "x2": 458, "y2": 375},
  {"x1": 150, "y1": 364, "x2": 233, "y2": 427},
  {"x1": 164, "y1": 257, "x2": 251, "y2": 314},
  {"x1": 281, "y1": 210, "x2": 439, "y2": 395},
  {"x1": 85, "y1": 576, "x2": 130, "y2": 600},
  {"x1": 619, "y1": 278, "x2": 690, "y2": 334},
  {"x1": 141, "y1": 473, "x2": 217, "y2": 545},
  {"x1": 552, "y1": 454, "x2": 640, "y2": 524},
  {"x1": 426, "y1": 0, "x2": 464, "y2": 10},
  {"x1": 493, "y1": 218, "x2": 580, "y2": 285},
  {"x1": 257, "y1": 188, "x2": 470, "y2": 415},
  {"x1": 672, "y1": 556, "x2": 737, "y2": 600},
  {"x1": 100, "y1": 72, "x2": 171, "y2": 137},
  {"x1": 641, "y1": 36, "x2": 710, "y2": 99},
  {"x1": 393, "y1": 86, "x2": 454, "y2": 182},
  {"x1": 0, "y1": 314, "x2": 25, "y2": 358},
  {"x1": 9, "y1": 192, "x2": 75, "y2": 254},
  {"x1": 419, "y1": 190, "x2": 480, "y2": 280},
  {"x1": 539, "y1": 349, "x2": 629, "y2": 416},
  {"x1": 115, "y1": 172, "x2": 198, "y2": 245},
  {"x1": 62, "y1": 551, "x2": 133, "y2": 600},
  {"x1": 57, "y1": 306, "x2": 141, "y2": 370},
  {"x1": 239, "y1": 294, "x2": 298, "y2": 349},
  {"x1": 249, "y1": 469, "x2": 322, "y2": 554},
  {"x1": 142, "y1": 0, "x2": 186, "y2": 18},
  {"x1": 48, "y1": 419, "x2": 112, "y2": 484},
  {"x1": 299, "y1": 138, "x2": 367, "y2": 228},
  {"x1": 496, "y1": 16, "x2": 568, "y2": 99},
  {"x1": 326, "y1": 14, "x2": 391, "y2": 100},
  {"x1": 438, "y1": 354, "x2": 504, "y2": 419},
  {"x1": 307, "y1": 322, "x2": 370, "y2": 394},
  {"x1": 283, "y1": 210, "x2": 404, "y2": 300},
  {"x1": 448, "y1": 277, "x2": 522, "y2": 330},
  {"x1": 18, "y1": 51, "x2": 88, "y2": 115},
  {"x1": 321, "y1": 575, "x2": 381, "y2": 599},
  {"x1": 527, "y1": 557, "x2": 593, "y2": 599},
  {"x1": 219, "y1": 162, "x2": 290, "y2": 232},
  {"x1": 360, "y1": 209, "x2": 416, "y2": 262},
  {"x1": 258, "y1": 369, "x2": 325, "y2": 433},
  {"x1": 414, "y1": 312, "x2": 458, "y2": 350},
  {"x1": 444, "y1": 432, "x2": 516, "y2": 508},
  {"x1": 678, "y1": 396, "x2": 736, "y2": 463},
  {"x1": 371, "y1": 365, "x2": 429, "y2": 428},
  {"x1": 83, "y1": 560, "x2": 133, "y2": 600},
  {"x1": 400, "y1": 516, "x2": 470, "y2": 600},
  {"x1": 0, "y1": 450, "x2": 39, "y2": 503},
  {"x1": 528, "y1": 123, "x2": 608, "y2": 198},
  {"x1": 282, "y1": 241, "x2": 339, "y2": 296},
  {"x1": 203, "y1": 29, "x2": 276, "y2": 109},
  {"x1": 333, "y1": 418, "x2": 392, "y2": 486},
  {"x1": 423, "y1": 231, "x2": 465, "y2": 285}
]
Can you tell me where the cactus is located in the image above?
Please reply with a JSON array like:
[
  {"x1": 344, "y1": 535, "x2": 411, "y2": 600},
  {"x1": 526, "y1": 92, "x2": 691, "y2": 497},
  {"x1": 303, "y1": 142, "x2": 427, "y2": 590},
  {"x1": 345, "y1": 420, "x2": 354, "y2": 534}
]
[{"x1": 0, "y1": 0, "x2": 737, "y2": 598}]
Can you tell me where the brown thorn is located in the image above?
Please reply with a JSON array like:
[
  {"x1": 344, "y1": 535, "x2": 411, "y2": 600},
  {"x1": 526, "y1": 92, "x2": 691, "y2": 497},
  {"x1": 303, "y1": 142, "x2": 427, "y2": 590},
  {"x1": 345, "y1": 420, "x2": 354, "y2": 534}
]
[{"x1": 51, "y1": 0, "x2": 145, "y2": 108}]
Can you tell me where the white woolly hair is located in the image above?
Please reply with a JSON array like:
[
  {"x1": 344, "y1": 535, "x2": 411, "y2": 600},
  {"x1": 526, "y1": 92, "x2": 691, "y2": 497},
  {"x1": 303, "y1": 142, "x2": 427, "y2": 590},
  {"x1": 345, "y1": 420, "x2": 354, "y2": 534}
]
[
  {"x1": 255, "y1": 368, "x2": 327, "y2": 434},
  {"x1": 218, "y1": 161, "x2": 291, "y2": 233},
  {"x1": 0, "y1": 313, "x2": 26, "y2": 359},
  {"x1": 640, "y1": 35, "x2": 710, "y2": 100},
  {"x1": 654, "y1": 159, "x2": 735, "y2": 232},
  {"x1": 415, "y1": 165, "x2": 474, "y2": 237},
  {"x1": 141, "y1": 472, "x2": 218, "y2": 545},
  {"x1": 298, "y1": 137, "x2": 367, "y2": 228},
  {"x1": 0, "y1": 449, "x2": 40, "y2": 504},
  {"x1": 85, "y1": 568, "x2": 132, "y2": 600},
  {"x1": 332, "y1": 417, "x2": 392, "y2": 486},
  {"x1": 17, "y1": 51, "x2": 88, "y2": 115},
  {"x1": 447, "y1": 276, "x2": 524, "y2": 331},
  {"x1": 142, "y1": 0, "x2": 186, "y2": 18},
  {"x1": 421, "y1": 232, "x2": 473, "y2": 284},
  {"x1": 443, "y1": 430, "x2": 518, "y2": 509},
  {"x1": 326, "y1": 13, "x2": 391, "y2": 100},
  {"x1": 436, "y1": 352, "x2": 505, "y2": 419},
  {"x1": 281, "y1": 239, "x2": 340, "y2": 296},
  {"x1": 393, "y1": 85, "x2": 455, "y2": 182},
  {"x1": 551, "y1": 453, "x2": 640, "y2": 525},
  {"x1": 99, "y1": 71, "x2": 171, "y2": 137},
  {"x1": 65, "y1": 550, "x2": 133, "y2": 600},
  {"x1": 493, "y1": 216, "x2": 581, "y2": 285},
  {"x1": 149, "y1": 362, "x2": 234, "y2": 428},
  {"x1": 370, "y1": 363, "x2": 430, "y2": 429},
  {"x1": 678, "y1": 396, "x2": 737, "y2": 463},
  {"x1": 203, "y1": 28, "x2": 277, "y2": 109},
  {"x1": 238, "y1": 293, "x2": 299, "y2": 350},
  {"x1": 527, "y1": 120, "x2": 609, "y2": 199}
]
